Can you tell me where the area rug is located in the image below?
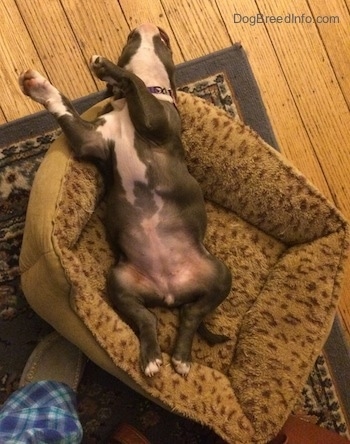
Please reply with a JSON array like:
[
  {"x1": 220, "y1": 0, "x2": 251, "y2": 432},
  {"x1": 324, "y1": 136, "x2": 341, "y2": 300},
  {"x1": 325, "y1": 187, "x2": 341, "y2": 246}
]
[{"x1": 0, "y1": 44, "x2": 349, "y2": 442}]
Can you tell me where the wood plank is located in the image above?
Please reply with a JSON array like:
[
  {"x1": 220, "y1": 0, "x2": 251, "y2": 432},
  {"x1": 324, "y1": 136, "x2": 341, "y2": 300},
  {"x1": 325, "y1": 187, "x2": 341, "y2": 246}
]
[
  {"x1": 216, "y1": 0, "x2": 333, "y2": 200},
  {"x1": 308, "y1": 0, "x2": 350, "y2": 108},
  {"x1": 258, "y1": 0, "x2": 350, "y2": 219},
  {"x1": 256, "y1": 0, "x2": 350, "y2": 340},
  {"x1": 15, "y1": 0, "x2": 97, "y2": 99},
  {"x1": 118, "y1": 0, "x2": 185, "y2": 63},
  {"x1": 60, "y1": 0, "x2": 130, "y2": 91},
  {"x1": 0, "y1": 0, "x2": 44, "y2": 120},
  {"x1": 160, "y1": 0, "x2": 233, "y2": 59},
  {"x1": 0, "y1": 108, "x2": 7, "y2": 125}
]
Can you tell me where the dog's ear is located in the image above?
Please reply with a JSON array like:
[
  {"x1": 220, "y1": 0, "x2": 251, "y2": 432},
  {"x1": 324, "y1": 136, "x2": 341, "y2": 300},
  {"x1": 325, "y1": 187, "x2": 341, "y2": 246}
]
[
  {"x1": 157, "y1": 27, "x2": 171, "y2": 52},
  {"x1": 127, "y1": 28, "x2": 136, "y2": 41}
]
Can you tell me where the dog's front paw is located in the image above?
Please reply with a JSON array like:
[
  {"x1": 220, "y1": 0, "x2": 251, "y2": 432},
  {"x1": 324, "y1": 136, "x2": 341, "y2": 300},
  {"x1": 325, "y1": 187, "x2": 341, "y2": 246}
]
[
  {"x1": 90, "y1": 55, "x2": 117, "y2": 79},
  {"x1": 90, "y1": 55, "x2": 106, "y2": 75},
  {"x1": 172, "y1": 357, "x2": 191, "y2": 377},
  {"x1": 90, "y1": 55, "x2": 129, "y2": 89},
  {"x1": 19, "y1": 70, "x2": 57, "y2": 105}
]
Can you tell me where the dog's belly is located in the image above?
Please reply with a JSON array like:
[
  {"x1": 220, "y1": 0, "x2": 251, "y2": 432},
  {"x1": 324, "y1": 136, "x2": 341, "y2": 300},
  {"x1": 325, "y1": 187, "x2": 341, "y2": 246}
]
[
  {"x1": 116, "y1": 208, "x2": 213, "y2": 306},
  {"x1": 117, "y1": 247, "x2": 213, "y2": 307}
]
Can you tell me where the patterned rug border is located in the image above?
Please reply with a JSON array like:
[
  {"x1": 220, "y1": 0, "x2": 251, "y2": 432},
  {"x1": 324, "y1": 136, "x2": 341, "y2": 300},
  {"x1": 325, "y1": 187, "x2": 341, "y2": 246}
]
[{"x1": 324, "y1": 316, "x2": 350, "y2": 427}]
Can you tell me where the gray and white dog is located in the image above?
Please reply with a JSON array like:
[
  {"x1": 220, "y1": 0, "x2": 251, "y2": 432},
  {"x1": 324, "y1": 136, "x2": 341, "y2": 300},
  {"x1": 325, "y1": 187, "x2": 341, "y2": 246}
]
[{"x1": 19, "y1": 23, "x2": 232, "y2": 377}]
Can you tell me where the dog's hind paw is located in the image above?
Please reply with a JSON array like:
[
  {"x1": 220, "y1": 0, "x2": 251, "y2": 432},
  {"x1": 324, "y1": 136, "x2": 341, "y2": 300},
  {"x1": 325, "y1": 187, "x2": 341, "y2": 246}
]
[
  {"x1": 144, "y1": 358, "x2": 162, "y2": 377},
  {"x1": 172, "y1": 357, "x2": 191, "y2": 377}
]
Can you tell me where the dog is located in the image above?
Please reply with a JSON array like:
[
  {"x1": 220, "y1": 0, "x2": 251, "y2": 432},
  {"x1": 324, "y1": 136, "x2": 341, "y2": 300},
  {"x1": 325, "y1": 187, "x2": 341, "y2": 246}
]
[{"x1": 19, "y1": 23, "x2": 232, "y2": 377}]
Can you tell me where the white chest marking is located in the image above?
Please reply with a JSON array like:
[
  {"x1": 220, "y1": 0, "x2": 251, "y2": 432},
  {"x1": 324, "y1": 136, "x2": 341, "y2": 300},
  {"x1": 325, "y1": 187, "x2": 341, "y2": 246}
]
[
  {"x1": 125, "y1": 46, "x2": 170, "y2": 90},
  {"x1": 96, "y1": 102, "x2": 148, "y2": 205}
]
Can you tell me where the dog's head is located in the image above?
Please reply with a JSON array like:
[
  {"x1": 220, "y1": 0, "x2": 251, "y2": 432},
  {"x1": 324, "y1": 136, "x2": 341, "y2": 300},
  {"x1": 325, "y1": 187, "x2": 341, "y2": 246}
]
[{"x1": 117, "y1": 23, "x2": 176, "y2": 98}]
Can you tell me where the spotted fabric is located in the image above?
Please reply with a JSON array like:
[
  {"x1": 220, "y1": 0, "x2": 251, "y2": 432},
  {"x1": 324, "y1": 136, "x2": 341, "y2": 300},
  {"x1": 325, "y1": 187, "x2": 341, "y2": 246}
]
[{"x1": 20, "y1": 92, "x2": 350, "y2": 443}]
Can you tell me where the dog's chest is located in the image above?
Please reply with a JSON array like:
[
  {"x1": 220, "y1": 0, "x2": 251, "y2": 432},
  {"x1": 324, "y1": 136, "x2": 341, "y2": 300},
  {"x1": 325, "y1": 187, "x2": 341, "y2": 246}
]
[{"x1": 97, "y1": 101, "x2": 151, "y2": 205}]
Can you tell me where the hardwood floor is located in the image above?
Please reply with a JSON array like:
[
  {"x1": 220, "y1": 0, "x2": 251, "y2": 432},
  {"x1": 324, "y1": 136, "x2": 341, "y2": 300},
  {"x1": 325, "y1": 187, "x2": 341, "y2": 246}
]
[{"x1": 1, "y1": 0, "x2": 350, "y2": 337}]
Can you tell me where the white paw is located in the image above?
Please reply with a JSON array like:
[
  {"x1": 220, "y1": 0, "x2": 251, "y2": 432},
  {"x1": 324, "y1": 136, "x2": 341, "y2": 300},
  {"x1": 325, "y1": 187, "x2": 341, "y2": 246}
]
[
  {"x1": 172, "y1": 357, "x2": 191, "y2": 377},
  {"x1": 144, "y1": 358, "x2": 162, "y2": 377},
  {"x1": 18, "y1": 70, "x2": 57, "y2": 105},
  {"x1": 90, "y1": 54, "x2": 102, "y2": 66},
  {"x1": 90, "y1": 55, "x2": 105, "y2": 75}
]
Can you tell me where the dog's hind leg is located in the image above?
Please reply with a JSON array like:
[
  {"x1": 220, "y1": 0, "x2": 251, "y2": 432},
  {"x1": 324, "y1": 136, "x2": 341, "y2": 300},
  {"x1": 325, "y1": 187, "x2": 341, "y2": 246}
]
[
  {"x1": 107, "y1": 266, "x2": 163, "y2": 377},
  {"x1": 172, "y1": 258, "x2": 232, "y2": 377}
]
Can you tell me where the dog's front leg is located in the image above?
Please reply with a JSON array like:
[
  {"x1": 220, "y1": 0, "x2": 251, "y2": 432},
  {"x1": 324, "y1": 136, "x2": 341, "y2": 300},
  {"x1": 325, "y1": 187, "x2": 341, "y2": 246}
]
[
  {"x1": 19, "y1": 70, "x2": 110, "y2": 161},
  {"x1": 90, "y1": 56, "x2": 172, "y2": 143}
]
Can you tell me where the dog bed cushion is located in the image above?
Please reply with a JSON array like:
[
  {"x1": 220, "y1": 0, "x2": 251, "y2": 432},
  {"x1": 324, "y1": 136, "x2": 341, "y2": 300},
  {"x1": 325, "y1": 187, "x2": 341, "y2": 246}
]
[{"x1": 20, "y1": 92, "x2": 350, "y2": 443}]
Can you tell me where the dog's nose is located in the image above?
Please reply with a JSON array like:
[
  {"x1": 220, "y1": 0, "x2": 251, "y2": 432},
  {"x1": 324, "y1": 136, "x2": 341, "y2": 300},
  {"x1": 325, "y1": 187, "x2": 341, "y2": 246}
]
[{"x1": 136, "y1": 23, "x2": 159, "y2": 35}]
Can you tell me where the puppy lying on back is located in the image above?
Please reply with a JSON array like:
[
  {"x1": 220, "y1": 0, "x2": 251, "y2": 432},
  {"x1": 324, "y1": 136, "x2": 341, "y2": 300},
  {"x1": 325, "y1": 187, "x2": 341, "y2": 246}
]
[{"x1": 19, "y1": 23, "x2": 232, "y2": 377}]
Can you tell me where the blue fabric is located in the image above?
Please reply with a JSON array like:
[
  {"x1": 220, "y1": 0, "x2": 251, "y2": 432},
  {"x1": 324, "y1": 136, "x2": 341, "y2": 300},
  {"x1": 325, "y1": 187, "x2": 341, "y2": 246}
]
[{"x1": 0, "y1": 380, "x2": 82, "y2": 443}]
